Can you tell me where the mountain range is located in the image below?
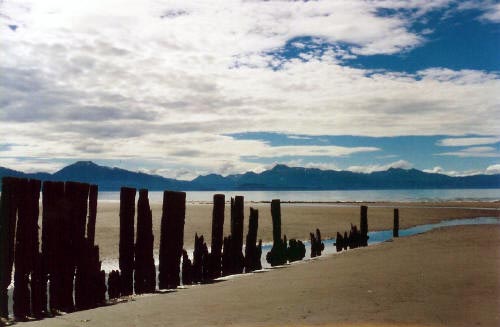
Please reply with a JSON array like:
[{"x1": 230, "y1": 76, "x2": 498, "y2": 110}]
[{"x1": 0, "y1": 161, "x2": 499, "y2": 191}]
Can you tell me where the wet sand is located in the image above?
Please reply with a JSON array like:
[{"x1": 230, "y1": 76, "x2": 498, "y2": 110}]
[
  {"x1": 23, "y1": 224, "x2": 500, "y2": 327},
  {"x1": 93, "y1": 201, "x2": 499, "y2": 259}
]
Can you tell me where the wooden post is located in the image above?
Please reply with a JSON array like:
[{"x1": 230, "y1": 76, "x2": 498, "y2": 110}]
[
  {"x1": 181, "y1": 250, "x2": 192, "y2": 285},
  {"x1": 119, "y1": 187, "x2": 136, "y2": 296},
  {"x1": 13, "y1": 178, "x2": 40, "y2": 319},
  {"x1": 230, "y1": 196, "x2": 244, "y2": 274},
  {"x1": 209, "y1": 194, "x2": 225, "y2": 279},
  {"x1": 393, "y1": 208, "x2": 399, "y2": 237},
  {"x1": 135, "y1": 189, "x2": 156, "y2": 294},
  {"x1": 266, "y1": 199, "x2": 287, "y2": 266},
  {"x1": 42, "y1": 181, "x2": 65, "y2": 313},
  {"x1": 159, "y1": 191, "x2": 186, "y2": 289},
  {"x1": 360, "y1": 205, "x2": 369, "y2": 246},
  {"x1": 244, "y1": 208, "x2": 261, "y2": 272},
  {"x1": 0, "y1": 177, "x2": 19, "y2": 318}
]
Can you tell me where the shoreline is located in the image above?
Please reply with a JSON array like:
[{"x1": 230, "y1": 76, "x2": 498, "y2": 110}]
[{"x1": 22, "y1": 224, "x2": 500, "y2": 327}]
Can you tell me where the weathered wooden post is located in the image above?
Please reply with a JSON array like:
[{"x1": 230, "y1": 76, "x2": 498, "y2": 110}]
[
  {"x1": 334, "y1": 232, "x2": 343, "y2": 252},
  {"x1": 42, "y1": 181, "x2": 65, "y2": 313},
  {"x1": 13, "y1": 178, "x2": 41, "y2": 319},
  {"x1": 107, "y1": 270, "x2": 121, "y2": 300},
  {"x1": 135, "y1": 189, "x2": 156, "y2": 294},
  {"x1": 0, "y1": 177, "x2": 19, "y2": 318},
  {"x1": 192, "y1": 233, "x2": 204, "y2": 283},
  {"x1": 209, "y1": 194, "x2": 225, "y2": 279},
  {"x1": 181, "y1": 250, "x2": 193, "y2": 285},
  {"x1": 310, "y1": 228, "x2": 325, "y2": 257},
  {"x1": 159, "y1": 191, "x2": 186, "y2": 289},
  {"x1": 360, "y1": 205, "x2": 369, "y2": 246},
  {"x1": 230, "y1": 196, "x2": 245, "y2": 274},
  {"x1": 221, "y1": 235, "x2": 231, "y2": 276},
  {"x1": 287, "y1": 239, "x2": 306, "y2": 262},
  {"x1": 244, "y1": 208, "x2": 261, "y2": 272},
  {"x1": 393, "y1": 208, "x2": 399, "y2": 237},
  {"x1": 66, "y1": 182, "x2": 90, "y2": 311},
  {"x1": 119, "y1": 187, "x2": 136, "y2": 296},
  {"x1": 266, "y1": 199, "x2": 287, "y2": 266}
]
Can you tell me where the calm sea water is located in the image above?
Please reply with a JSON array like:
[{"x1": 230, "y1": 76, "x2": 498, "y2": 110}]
[{"x1": 98, "y1": 188, "x2": 500, "y2": 203}]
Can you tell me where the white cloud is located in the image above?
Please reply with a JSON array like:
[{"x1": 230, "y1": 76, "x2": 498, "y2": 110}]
[
  {"x1": 424, "y1": 164, "x2": 500, "y2": 176},
  {"x1": 485, "y1": 164, "x2": 500, "y2": 174},
  {"x1": 438, "y1": 146, "x2": 500, "y2": 158},
  {"x1": 437, "y1": 136, "x2": 500, "y2": 147},
  {"x1": 347, "y1": 160, "x2": 413, "y2": 173}
]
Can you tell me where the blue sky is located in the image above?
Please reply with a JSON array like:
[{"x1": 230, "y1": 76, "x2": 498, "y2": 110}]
[{"x1": 0, "y1": 0, "x2": 499, "y2": 179}]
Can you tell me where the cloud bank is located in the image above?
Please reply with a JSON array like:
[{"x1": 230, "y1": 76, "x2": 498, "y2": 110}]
[{"x1": 0, "y1": 0, "x2": 498, "y2": 176}]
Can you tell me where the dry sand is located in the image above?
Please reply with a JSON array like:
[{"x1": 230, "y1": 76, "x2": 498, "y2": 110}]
[
  {"x1": 93, "y1": 201, "x2": 499, "y2": 259},
  {"x1": 23, "y1": 224, "x2": 500, "y2": 327}
]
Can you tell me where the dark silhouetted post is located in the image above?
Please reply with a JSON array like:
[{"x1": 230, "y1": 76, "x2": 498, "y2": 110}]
[
  {"x1": 334, "y1": 232, "x2": 343, "y2": 252},
  {"x1": 192, "y1": 233, "x2": 204, "y2": 283},
  {"x1": 310, "y1": 228, "x2": 325, "y2": 258},
  {"x1": 135, "y1": 189, "x2": 156, "y2": 294},
  {"x1": 244, "y1": 208, "x2": 261, "y2": 272},
  {"x1": 67, "y1": 181, "x2": 90, "y2": 311},
  {"x1": 393, "y1": 208, "x2": 399, "y2": 237},
  {"x1": 287, "y1": 239, "x2": 306, "y2": 262},
  {"x1": 209, "y1": 194, "x2": 225, "y2": 279},
  {"x1": 230, "y1": 196, "x2": 245, "y2": 274},
  {"x1": 159, "y1": 191, "x2": 186, "y2": 289},
  {"x1": 0, "y1": 177, "x2": 19, "y2": 318},
  {"x1": 181, "y1": 250, "x2": 192, "y2": 285},
  {"x1": 360, "y1": 205, "x2": 369, "y2": 246},
  {"x1": 13, "y1": 178, "x2": 41, "y2": 319},
  {"x1": 41, "y1": 181, "x2": 65, "y2": 313},
  {"x1": 107, "y1": 270, "x2": 121, "y2": 300},
  {"x1": 119, "y1": 187, "x2": 136, "y2": 296},
  {"x1": 266, "y1": 199, "x2": 287, "y2": 266}
]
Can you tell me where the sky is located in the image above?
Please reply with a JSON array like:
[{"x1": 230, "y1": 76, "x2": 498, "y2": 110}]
[{"x1": 0, "y1": 0, "x2": 499, "y2": 180}]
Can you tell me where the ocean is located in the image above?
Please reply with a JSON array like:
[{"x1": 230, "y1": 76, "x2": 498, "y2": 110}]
[{"x1": 97, "y1": 188, "x2": 500, "y2": 203}]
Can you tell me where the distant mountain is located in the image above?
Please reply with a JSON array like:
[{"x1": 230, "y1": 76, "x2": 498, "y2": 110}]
[
  {"x1": 0, "y1": 161, "x2": 499, "y2": 191},
  {"x1": 0, "y1": 161, "x2": 191, "y2": 191}
]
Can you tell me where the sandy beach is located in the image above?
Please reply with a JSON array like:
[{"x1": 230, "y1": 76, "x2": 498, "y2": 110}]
[
  {"x1": 93, "y1": 201, "x2": 500, "y2": 259},
  {"x1": 22, "y1": 223, "x2": 500, "y2": 327}
]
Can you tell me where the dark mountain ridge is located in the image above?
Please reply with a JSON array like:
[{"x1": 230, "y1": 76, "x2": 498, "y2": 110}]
[{"x1": 0, "y1": 161, "x2": 498, "y2": 191}]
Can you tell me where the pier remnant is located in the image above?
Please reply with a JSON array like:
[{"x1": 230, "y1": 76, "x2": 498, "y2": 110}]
[
  {"x1": 13, "y1": 178, "x2": 41, "y2": 319},
  {"x1": 209, "y1": 194, "x2": 225, "y2": 279},
  {"x1": 159, "y1": 191, "x2": 186, "y2": 289},
  {"x1": 107, "y1": 270, "x2": 121, "y2": 300},
  {"x1": 360, "y1": 205, "x2": 369, "y2": 246},
  {"x1": 244, "y1": 208, "x2": 262, "y2": 272},
  {"x1": 230, "y1": 196, "x2": 245, "y2": 274},
  {"x1": 134, "y1": 189, "x2": 156, "y2": 294},
  {"x1": 286, "y1": 239, "x2": 306, "y2": 262},
  {"x1": 334, "y1": 232, "x2": 343, "y2": 252},
  {"x1": 0, "y1": 177, "x2": 19, "y2": 318},
  {"x1": 119, "y1": 187, "x2": 136, "y2": 296},
  {"x1": 192, "y1": 233, "x2": 209, "y2": 283},
  {"x1": 41, "y1": 181, "x2": 65, "y2": 313},
  {"x1": 310, "y1": 228, "x2": 325, "y2": 257},
  {"x1": 182, "y1": 250, "x2": 193, "y2": 285},
  {"x1": 266, "y1": 199, "x2": 287, "y2": 266},
  {"x1": 393, "y1": 208, "x2": 399, "y2": 237}
]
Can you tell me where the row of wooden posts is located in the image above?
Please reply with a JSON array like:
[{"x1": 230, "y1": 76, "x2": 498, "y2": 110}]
[
  {"x1": 0, "y1": 175, "x2": 382, "y2": 321},
  {"x1": 0, "y1": 176, "x2": 324, "y2": 320},
  {"x1": 334, "y1": 206, "x2": 399, "y2": 252}
]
